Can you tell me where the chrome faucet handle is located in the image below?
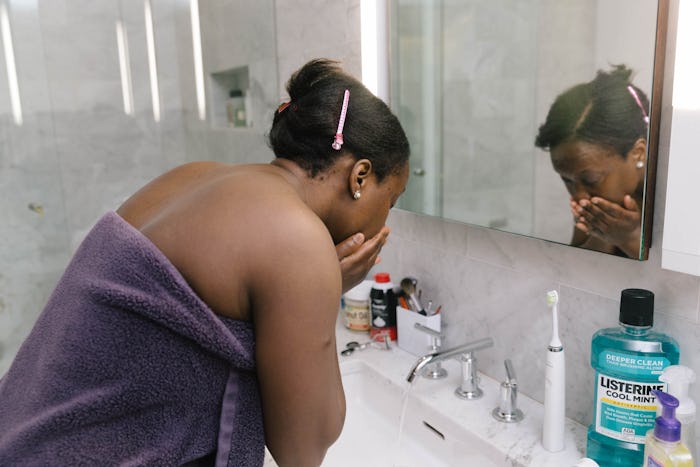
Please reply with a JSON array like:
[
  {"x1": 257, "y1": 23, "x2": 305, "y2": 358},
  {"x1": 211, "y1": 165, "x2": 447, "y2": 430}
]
[
  {"x1": 492, "y1": 359, "x2": 524, "y2": 422},
  {"x1": 504, "y1": 359, "x2": 517, "y2": 383},
  {"x1": 413, "y1": 323, "x2": 442, "y2": 346},
  {"x1": 454, "y1": 351, "x2": 483, "y2": 399},
  {"x1": 413, "y1": 323, "x2": 447, "y2": 379}
]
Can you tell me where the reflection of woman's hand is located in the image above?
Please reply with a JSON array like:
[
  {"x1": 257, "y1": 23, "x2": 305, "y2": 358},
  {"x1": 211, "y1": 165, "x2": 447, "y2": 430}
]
[
  {"x1": 336, "y1": 226, "x2": 390, "y2": 293},
  {"x1": 570, "y1": 195, "x2": 641, "y2": 258}
]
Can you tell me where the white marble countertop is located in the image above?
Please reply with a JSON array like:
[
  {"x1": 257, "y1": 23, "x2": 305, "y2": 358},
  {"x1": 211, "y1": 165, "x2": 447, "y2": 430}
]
[{"x1": 335, "y1": 318, "x2": 588, "y2": 466}]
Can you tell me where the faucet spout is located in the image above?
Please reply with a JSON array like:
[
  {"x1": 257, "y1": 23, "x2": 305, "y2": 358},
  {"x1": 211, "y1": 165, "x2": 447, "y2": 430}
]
[{"x1": 406, "y1": 337, "x2": 494, "y2": 383}]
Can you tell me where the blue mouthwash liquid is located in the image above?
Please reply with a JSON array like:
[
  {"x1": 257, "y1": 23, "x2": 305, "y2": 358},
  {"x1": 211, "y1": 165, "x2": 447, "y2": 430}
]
[{"x1": 586, "y1": 289, "x2": 680, "y2": 466}]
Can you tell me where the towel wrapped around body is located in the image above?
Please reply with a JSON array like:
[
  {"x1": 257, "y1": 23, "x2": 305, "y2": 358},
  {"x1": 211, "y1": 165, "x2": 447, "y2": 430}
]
[{"x1": 0, "y1": 211, "x2": 264, "y2": 466}]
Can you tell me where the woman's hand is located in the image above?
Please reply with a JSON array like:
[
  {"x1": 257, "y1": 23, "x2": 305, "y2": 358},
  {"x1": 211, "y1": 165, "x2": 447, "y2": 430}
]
[
  {"x1": 335, "y1": 226, "x2": 390, "y2": 293},
  {"x1": 570, "y1": 195, "x2": 641, "y2": 257}
]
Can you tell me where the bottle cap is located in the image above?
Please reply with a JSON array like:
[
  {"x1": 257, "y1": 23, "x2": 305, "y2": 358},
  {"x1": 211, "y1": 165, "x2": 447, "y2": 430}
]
[
  {"x1": 653, "y1": 390, "x2": 682, "y2": 442},
  {"x1": 374, "y1": 272, "x2": 391, "y2": 283},
  {"x1": 619, "y1": 288, "x2": 654, "y2": 327}
]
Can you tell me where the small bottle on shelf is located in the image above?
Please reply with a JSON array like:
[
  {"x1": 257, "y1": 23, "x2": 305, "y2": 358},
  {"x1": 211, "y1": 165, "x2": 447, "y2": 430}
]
[{"x1": 226, "y1": 89, "x2": 247, "y2": 127}]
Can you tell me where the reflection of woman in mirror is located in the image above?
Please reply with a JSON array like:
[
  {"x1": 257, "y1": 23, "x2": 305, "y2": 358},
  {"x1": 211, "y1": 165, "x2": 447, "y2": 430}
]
[{"x1": 535, "y1": 65, "x2": 649, "y2": 258}]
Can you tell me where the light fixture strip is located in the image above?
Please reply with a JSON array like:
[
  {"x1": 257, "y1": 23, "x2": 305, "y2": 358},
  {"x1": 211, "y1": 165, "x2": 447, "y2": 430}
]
[
  {"x1": 144, "y1": 0, "x2": 161, "y2": 122},
  {"x1": 116, "y1": 20, "x2": 134, "y2": 116},
  {"x1": 190, "y1": 0, "x2": 205, "y2": 120},
  {"x1": 360, "y1": 0, "x2": 389, "y2": 102},
  {"x1": 1, "y1": 2, "x2": 22, "y2": 126},
  {"x1": 360, "y1": 0, "x2": 378, "y2": 97}
]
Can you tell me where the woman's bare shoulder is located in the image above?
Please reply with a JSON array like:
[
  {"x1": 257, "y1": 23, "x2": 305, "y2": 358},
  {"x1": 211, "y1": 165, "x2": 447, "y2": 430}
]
[
  {"x1": 197, "y1": 168, "x2": 339, "y2": 318},
  {"x1": 117, "y1": 162, "x2": 266, "y2": 224},
  {"x1": 215, "y1": 167, "x2": 338, "y2": 275},
  {"x1": 224, "y1": 170, "x2": 333, "y2": 255}
]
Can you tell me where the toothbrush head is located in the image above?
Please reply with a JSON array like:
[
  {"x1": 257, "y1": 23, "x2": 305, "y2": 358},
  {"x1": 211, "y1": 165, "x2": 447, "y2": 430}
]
[{"x1": 546, "y1": 290, "x2": 562, "y2": 348}]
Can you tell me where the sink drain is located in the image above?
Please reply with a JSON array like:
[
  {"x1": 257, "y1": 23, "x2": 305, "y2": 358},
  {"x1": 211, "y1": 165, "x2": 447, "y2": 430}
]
[{"x1": 422, "y1": 421, "x2": 445, "y2": 440}]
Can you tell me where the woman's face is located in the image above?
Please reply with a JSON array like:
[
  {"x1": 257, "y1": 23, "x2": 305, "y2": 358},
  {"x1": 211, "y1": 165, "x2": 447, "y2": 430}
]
[
  {"x1": 344, "y1": 162, "x2": 409, "y2": 241},
  {"x1": 550, "y1": 140, "x2": 645, "y2": 205}
]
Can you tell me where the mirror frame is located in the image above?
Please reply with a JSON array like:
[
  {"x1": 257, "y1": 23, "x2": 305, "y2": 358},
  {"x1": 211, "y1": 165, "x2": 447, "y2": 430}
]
[{"x1": 642, "y1": 0, "x2": 670, "y2": 260}]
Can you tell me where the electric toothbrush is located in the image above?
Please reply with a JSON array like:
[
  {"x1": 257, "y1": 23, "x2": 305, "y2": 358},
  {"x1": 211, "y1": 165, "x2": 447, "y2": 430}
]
[{"x1": 543, "y1": 290, "x2": 566, "y2": 452}]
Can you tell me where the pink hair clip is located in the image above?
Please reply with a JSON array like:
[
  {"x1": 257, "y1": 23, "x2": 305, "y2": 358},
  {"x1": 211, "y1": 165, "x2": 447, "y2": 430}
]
[
  {"x1": 627, "y1": 85, "x2": 649, "y2": 124},
  {"x1": 332, "y1": 89, "x2": 350, "y2": 150}
]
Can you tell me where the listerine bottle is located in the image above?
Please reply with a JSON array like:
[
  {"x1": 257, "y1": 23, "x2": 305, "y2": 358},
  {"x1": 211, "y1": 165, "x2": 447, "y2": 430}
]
[{"x1": 586, "y1": 289, "x2": 680, "y2": 466}]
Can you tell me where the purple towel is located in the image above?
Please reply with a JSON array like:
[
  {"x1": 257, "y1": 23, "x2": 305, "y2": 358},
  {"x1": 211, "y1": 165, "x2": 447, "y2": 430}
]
[{"x1": 0, "y1": 212, "x2": 264, "y2": 466}]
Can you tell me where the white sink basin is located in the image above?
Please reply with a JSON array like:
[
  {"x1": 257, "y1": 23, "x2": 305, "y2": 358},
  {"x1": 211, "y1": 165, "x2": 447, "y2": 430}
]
[
  {"x1": 321, "y1": 360, "x2": 502, "y2": 466},
  {"x1": 264, "y1": 321, "x2": 587, "y2": 466}
]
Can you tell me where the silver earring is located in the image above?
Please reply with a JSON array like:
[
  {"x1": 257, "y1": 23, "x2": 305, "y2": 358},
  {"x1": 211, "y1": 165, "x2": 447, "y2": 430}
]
[
  {"x1": 353, "y1": 190, "x2": 361, "y2": 200},
  {"x1": 636, "y1": 160, "x2": 644, "y2": 169}
]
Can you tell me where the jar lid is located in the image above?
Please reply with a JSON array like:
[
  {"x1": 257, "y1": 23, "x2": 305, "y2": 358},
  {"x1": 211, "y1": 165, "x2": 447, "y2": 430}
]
[{"x1": 343, "y1": 280, "x2": 373, "y2": 300}]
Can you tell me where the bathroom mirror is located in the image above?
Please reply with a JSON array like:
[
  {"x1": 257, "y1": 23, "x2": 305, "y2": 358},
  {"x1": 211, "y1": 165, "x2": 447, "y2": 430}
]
[{"x1": 390, "y1": 0, "x2": 668, "y2": 260}]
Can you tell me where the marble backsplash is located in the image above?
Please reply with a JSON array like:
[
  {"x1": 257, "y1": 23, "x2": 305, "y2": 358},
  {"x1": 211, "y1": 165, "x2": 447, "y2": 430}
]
[{"x1": 374, "y1": 206, "x2": 700, "y2": 430}]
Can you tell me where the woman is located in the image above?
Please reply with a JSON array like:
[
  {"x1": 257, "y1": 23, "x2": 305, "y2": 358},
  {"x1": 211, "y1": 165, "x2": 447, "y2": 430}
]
[
  {"x1": 535, "y1": 65, "x2": 649, "y2": 258},
  {"x1": 0, "y1": 59, "x2": 409, "y2": 466}
]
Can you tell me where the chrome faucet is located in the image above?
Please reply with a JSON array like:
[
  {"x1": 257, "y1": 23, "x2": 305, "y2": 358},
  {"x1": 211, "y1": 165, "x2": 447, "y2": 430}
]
[
  {"x1": 406, "y1": 336, "x2": 494, "y2": 399},
  {"x1": 413, "y1": 323, "x2": 447, "y2": 379}
]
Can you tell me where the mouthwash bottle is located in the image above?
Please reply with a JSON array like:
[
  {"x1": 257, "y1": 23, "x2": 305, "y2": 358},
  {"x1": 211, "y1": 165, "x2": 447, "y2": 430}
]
[{"x1": 586, "y1": 289, "x2": 680, "y2": 466}]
